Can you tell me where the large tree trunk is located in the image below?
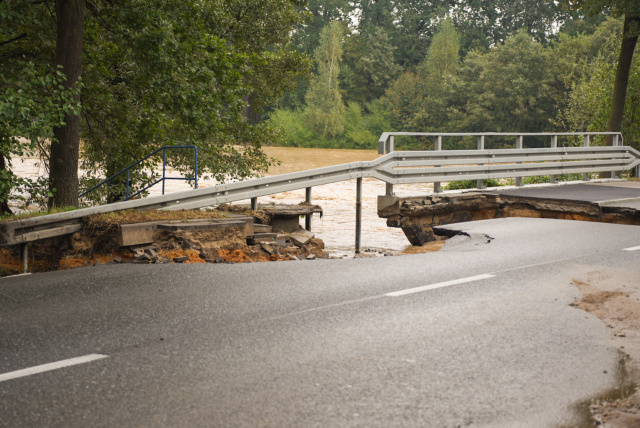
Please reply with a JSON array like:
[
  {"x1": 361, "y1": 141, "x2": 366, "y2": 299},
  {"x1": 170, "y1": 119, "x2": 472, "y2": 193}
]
[
  {"x1": 49, "y1": 0, "x2": 85, "y2": 208},
  {"x1": 606, "y1": 14, "x2": 639, "y2": 142}
]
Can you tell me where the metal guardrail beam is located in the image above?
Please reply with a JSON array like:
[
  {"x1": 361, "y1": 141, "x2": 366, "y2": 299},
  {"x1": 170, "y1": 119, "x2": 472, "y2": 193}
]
[
  {"x1": 377, "y1": 132, "x2": 624, "y2": 154},
  {"x1": 2, "y1": 144, "x2": 639, "y2": 247}
]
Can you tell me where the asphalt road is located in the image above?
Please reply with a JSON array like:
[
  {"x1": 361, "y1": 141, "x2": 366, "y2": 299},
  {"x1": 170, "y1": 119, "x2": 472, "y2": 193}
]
[{"x1": 1, "y1": 217, "x2": 640, "y2": 427}]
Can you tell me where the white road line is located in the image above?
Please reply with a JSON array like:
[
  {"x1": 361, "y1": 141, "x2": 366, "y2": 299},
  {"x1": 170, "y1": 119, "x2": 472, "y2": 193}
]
[
  {"x1": 0, "y1": 354, "x2": 108, "y2": 383},
  {"x1": 623, "y1": 246, "x2": 640, "y2": 252},
  {"x1": 386, "y1": 274, "x2": 496, "y2": 297}
]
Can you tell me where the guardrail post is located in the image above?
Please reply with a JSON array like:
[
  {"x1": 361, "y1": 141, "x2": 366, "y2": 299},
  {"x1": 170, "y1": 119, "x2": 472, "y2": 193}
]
[
  {"x1": 251, "y1": 197, "x2": 258, "y2": 211},
  {"x1": 515, "y1": 135, "x2": 523, "y2": 186},
  {"x1": 355, "y1": 177, "x2": 362, "y2": 254},
  {"x1": 550, "y1": 135, "x2": 558, "y2": 184},
  {"x1": 21, "y1": 243, "x2": 29, "y2": 274},
  {"x1": 476, "y1": 136, "x2": 485, "y2": 189},
  {"x1": 583, "y1": 135, "x2": 590, "y2": 181},
  {"x1": 385, "y1": 183, "x2": 394, "y2": 196},
  {"x1": 434, "y1": 135, "x2": 442, "y2": 193},
  {"x1": 305, "y1": 187, "x2": 312, "y2": 231}
]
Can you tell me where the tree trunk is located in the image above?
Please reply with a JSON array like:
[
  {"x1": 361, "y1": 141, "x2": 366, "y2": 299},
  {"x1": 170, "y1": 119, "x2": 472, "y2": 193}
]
[
  {"x1": 606, "y1": 14, "x2": 639, "y2": 143},
  {"x1": 49, "y1": 0, "x2": 85, "y2": 208},
  {"x1": 0, "y1": 153, "x2": 13, "y2": 216}
]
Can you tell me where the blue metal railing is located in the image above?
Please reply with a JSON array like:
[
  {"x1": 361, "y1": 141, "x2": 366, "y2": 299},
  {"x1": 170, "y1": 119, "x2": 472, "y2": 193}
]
[{"x1": 79, "y1": 145, "x2": 198, "y2": 201}]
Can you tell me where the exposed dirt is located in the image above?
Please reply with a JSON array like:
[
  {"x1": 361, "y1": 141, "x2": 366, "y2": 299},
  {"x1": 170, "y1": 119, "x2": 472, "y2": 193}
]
[{"x1": 567, "y1": 267, "x2": 640, "y2": 427}]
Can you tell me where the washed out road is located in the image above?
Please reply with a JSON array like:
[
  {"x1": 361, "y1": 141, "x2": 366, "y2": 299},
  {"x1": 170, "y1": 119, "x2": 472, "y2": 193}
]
[{"x1": 1, "y1": 217, "x2": 640, "y2": 427}]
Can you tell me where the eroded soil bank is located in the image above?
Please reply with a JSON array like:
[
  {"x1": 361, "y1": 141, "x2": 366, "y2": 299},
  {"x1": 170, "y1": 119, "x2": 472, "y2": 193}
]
[{"x1": 0, "y1": 206, "x2": 327, "y2": 276}]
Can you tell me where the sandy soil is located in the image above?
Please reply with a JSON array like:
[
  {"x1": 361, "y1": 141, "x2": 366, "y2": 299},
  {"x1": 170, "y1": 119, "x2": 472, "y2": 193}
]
[{"x1": 568, "y1": 266, "x2": 640, "y2": 427}]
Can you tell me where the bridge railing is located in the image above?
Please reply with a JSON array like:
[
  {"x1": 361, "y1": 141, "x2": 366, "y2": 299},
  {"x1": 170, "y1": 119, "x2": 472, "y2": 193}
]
[{"x1": 378, "y1": 131, "x2": 625, "y2": 192}]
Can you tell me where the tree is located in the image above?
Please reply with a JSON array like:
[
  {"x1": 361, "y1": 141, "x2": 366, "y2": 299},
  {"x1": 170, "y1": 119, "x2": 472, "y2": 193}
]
[
  {"x1": 49, "y1": 0, "x2": 85, "y2": 208},
  {"x1": 341, "y1": 28, "x2": 401, "y2": 104},
  {"x1": 561, "y1": 17, "x2": 640, "y2": 150},
  {"x1": 304, "y1": 21, "x2": 345, "y2": 138},
  {"x1": 1, "y1": 0, "x2": 312, "y2": 208},
  {"x1": 0, "y1": 1, "x2": 80, "y2": 214},
  {"x1": 384, "y1": 19, "x2": 461, "y2": 134},
  {"x1": 560, "y1": 0, "x2": 640, "y2": 146}
]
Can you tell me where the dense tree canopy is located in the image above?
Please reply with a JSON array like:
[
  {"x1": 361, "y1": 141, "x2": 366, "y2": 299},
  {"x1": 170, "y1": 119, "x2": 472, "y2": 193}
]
[{"x1": 0, "y1": 0, "x2": 311, "y2": 211}]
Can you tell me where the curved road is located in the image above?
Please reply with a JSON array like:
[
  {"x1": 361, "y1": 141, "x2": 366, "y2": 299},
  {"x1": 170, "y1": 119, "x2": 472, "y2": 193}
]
[{"x1": 1, "y1": 217, "x2": 639, "y2": 427}]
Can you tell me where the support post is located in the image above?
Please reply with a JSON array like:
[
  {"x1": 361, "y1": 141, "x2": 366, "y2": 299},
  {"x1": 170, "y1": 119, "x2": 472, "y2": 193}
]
[
  {"x1": 251, "y1": 197, "x2": 258, "y2": 211},
  {"x1": 21, "y1": 243, "x2": 29, "y2": 274},
  {"x1": 305, "y1": 187, "x2": 312, "y2": 231},
  {"x1": 550, "y1": 135, "x2": 558, "y2": 184},
  {"x1": 355, "y1": 177, "x2": 362, "y2": 254},
  {"x1": 583, "y1": 135, "x2": 590, "y2": 181},
  {"x1": 162, "y1": 148, "x2": 167, "y2": 195},
  {"x1": 476, "y1": 135, "x2": 485, "y2": 189},
  {"x1": 385, "y1": 183, "x2": 394, "y2": 196},
  {"x1": 386, "y1": 135, "x2": 394, "y2": 154},
  {"x1": 515, "y1": 135, "x2": 523, "y2": 186},
  {"x1": 434, "y1": 135, "x2": 442, "y2": 193}
]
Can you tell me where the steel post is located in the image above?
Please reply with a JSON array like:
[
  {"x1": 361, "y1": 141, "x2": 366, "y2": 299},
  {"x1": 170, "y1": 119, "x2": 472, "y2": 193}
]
[
  {"x1": 355, "y1": 177, "x2": 362, "y2": 254},
  {"x1": 515, "y1": 135, "x2": 523, "y2": 186},
  {"x1": 550, "y1": 135, "x2": 558, "y2": 183},
  {"x1": 583, "y1": 135, "x2": 590, "y2": 181},
  {"x1": 305, "y1": 187, "x2": 312, "y2": 231},
  {"x1": 162, "y1": 148, "x2": 167, "y2": 195},
  {"x1": 434, "y1": 135, "x2": 442, "y2": 193},
  {"x1": 386, "y1": 183, "x2": 394, "y2": 196},
  {"x1": 476, "y1": 136, "x2": 485, "y2": 189},
  {"x1": 21, "y1": 243, "x2": 28, "y2": 274},
  {"x1": 251, "y1": 197, "x2": 258, "y2": 211}
]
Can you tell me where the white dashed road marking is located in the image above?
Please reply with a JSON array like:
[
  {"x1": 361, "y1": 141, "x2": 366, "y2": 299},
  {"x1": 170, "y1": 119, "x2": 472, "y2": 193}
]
[
  {"x1": 0, "y1": 354, "x2": 108, "y2": 383},
  {"x1": 385, "y1": 274, "x2": 496, "y2": 297}
]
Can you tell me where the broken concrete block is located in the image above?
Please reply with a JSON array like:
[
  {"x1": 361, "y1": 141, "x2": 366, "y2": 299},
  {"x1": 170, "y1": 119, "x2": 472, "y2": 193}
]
[
  {"x1": 145, "y1": 248, "x2": 158, "y2": 258},
  {"x1": 260, "y1": 242, "x2": 276, "y2": 255},
  {"x1": 113, "y1": 256, "x2": 123, "y2": 263},
  {"x1": 173, "y1": 256, "x2": 189, "y2": 263},
  {"x1": 306, "y1": 254, "x2": 316, "y2": 260},
  {"x1": 290, "y1": 227, "x2": 314, "y2": 246}
]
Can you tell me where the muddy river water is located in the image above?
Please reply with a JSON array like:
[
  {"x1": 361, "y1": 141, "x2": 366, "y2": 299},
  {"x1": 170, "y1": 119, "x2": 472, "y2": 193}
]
[{"x1": 11, "y1": 147, "x2": 439, "y2": 256}]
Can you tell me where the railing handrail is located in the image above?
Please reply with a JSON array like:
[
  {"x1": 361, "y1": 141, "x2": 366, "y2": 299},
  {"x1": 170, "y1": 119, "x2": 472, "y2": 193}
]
[
  {"x1": 378, "y1": 131, "x2": 624, "y2": 154},
  {"x1": 79, "y1": 145, "x2": 198, "y2": 200}
]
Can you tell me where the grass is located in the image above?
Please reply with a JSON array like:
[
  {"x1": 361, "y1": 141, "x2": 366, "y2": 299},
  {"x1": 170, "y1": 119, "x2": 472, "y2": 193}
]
[{"x1": 0, "y1": 206, "x2": 78, "y2": 222}]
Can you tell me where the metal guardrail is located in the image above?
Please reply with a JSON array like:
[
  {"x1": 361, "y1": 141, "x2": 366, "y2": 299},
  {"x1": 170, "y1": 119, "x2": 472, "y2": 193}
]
[
  {"x1": 79, "y1": 145, "x2": 198, "y2": 201},
  {"x1": 2, "y1": 133, "x2": 638, "y2": 248}
]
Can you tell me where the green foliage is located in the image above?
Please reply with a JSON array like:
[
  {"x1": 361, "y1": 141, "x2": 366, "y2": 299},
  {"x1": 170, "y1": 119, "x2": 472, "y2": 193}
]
[
  {"x1": 2, "y1": 0, "x2": 311, "y2": 207},
  {"x1": 304, "y1": 21, "x2": 345, "y2": 138},
  {"x1": 442, "y1": 179, "x2": 501, "y2": 190},
  {"x1": 561, "y1": 17, "x2": 640, "y2": 150},
  {"x1": 341, "y1": 28, "x2": 401, "y2": 104}
]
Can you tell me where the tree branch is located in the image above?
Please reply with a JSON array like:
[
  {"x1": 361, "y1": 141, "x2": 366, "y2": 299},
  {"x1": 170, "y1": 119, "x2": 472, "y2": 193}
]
[{"x1": 0, "y1": 33, "x2": 27, "y2": 48}]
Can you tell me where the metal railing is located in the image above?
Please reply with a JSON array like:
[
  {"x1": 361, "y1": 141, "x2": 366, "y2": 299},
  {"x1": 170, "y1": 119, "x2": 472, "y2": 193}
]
[
  {"x1": 378, "y1": 131, "x2": 625, "y2": 191},
  {"x1": 4, "y1": 132, "x2": 639, "y2": 249},
  {"x1": 79, "y1": 145, "x2": 198, "y2": 201}
]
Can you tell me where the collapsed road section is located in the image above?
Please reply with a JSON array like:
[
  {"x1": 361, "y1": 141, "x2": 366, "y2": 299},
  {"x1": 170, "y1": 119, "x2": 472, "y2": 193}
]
[{"x1": 378, "y1": 182, "x2": 640, "y2": 246}]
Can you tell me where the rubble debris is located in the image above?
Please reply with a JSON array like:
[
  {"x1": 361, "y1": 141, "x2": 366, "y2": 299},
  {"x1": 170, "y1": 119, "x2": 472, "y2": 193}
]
[{"x1": 290, "y1": 227, "x2": 315, "y2": 246}]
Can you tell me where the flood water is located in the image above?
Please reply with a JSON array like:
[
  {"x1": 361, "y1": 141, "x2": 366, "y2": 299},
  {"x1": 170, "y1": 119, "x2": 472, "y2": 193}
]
[{"x1": 11, "y1": 147, "x2": 439, "y2": 256}]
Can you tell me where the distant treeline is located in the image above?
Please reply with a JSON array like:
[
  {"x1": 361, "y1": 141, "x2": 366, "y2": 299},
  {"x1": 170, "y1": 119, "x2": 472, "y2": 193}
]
[{"x1": 267, "y1": 1, "x2": 638, "y2": 151}]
